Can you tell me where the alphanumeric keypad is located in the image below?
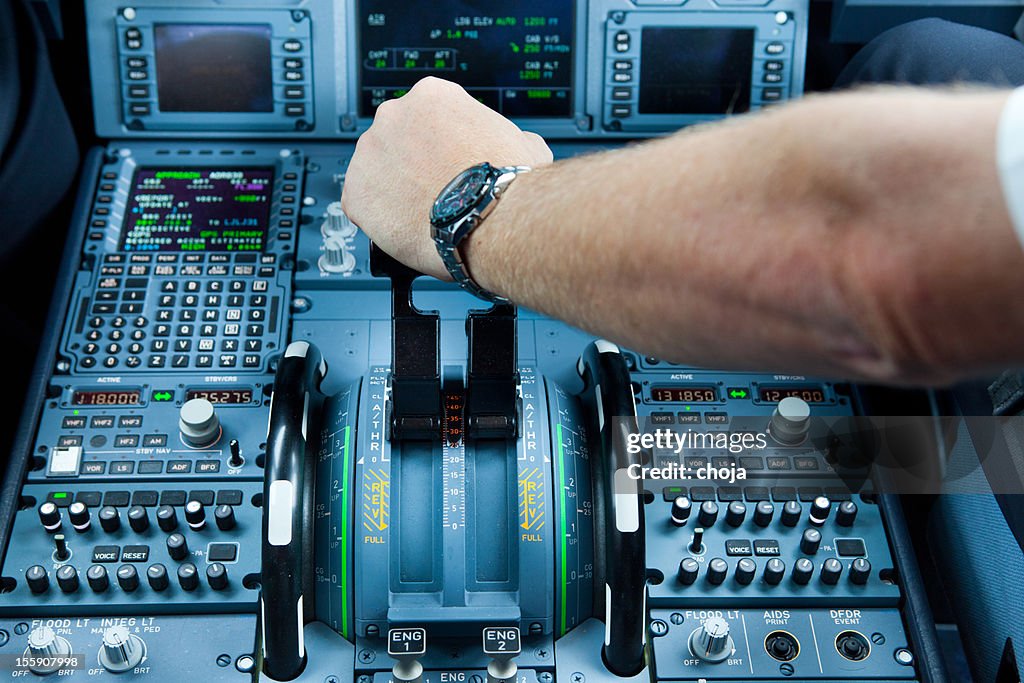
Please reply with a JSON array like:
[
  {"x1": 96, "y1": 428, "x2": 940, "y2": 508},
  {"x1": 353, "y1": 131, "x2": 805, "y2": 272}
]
[{"x1": 73, "y1": 253, "x2": 280, "y2": 371}]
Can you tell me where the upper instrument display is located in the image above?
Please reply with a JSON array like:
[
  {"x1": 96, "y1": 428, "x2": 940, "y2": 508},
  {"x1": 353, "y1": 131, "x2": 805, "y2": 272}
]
[{"x1": 357, "y1": 0, "x2": 575, "y2": 118}]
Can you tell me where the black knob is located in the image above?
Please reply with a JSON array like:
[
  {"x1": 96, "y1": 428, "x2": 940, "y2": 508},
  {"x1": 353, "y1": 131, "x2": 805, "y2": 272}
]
[
  {"x1": 697, "y1": 501, "x2": 719, "y2": 527},
  {"x1": 56, "y1": 565, "x2": 79, "y2": 593},
  {"x1": 800, "y1": 528, "x2": 822, "y2": 555},
  {"x1": 116, "y1": 564, "x2": 139, "y2": 592},
  {"x1": 127, "y1": 505, "x2": 149, "y2": 532},
  {"x1": 677, "y1": 558, "x2": 699, "y2": 585},
  {"x1": 177, "y1": 562, "x2": 199, "y2": 591},
  {"x1": 214, "y1": 505, "x2": 236, "y2": 531},
  {"x1": 166, "y1": 533, "x2": 189, "y2": 561},
  {"x1": 68, "y1": 502, "x2": 91, "y2": 532},
  {"x1": 185, "y1": 501, "x2": 206, "y2": 530},
  {"x1": 689, "y1": 527, "x2": 705, "y2": 554},
  {"x1": 735, "y1": 558, "x2": 756, "y2": 585},
  {"x1": 836, "y1": 500, "x2": 858, "y2": 527},
  {"x1": 821, "y1": 558, "x2": 843, "y2": 585},
  {"x1": 228, "y1": 439, "x2": 244, "y2": 468},
  {"x1": 156, "y1": 505, "x2": 178, "y2": 532},
  {"x1": 753, "y1": 501, "x2": 774, "y2": 527},
  {"x1": 725, "y1": 501, "x2": 746, "y2": 527},
  {"x1": 26, "y1": 565, "x2": 49, "y2": 594},
  {"x1": 809, "y1": 496, "x2": 831, "y2": 526},
  {"x1": 53, "y1": 534, "x2": 70, "y2": 562},
  {"x1": 706, "y1": 558, "x2": 728, "y2": 585},
  {"x1": 147, "y1": 564, "x2": 169, "y2": 591},
  {"x1": 849, "y1": 558, "x2": 871, "y2": 585},
  {"x1": 792, "y1": 558, "x2": 813, "y2": 585},
  {"x1": 780, "y1": 500, "x2": 802, "y2": 527},
  {"x1": 99, "y1": 506, "x2": 120, "y2": 533},
  {"x1": 87, "y1": 564, "x2": 109, "y2": 592},
  {"x1": 670, "y1": 496, "x2": 692, "y2": 526},
  {"x1": 38, "y1": 503, "x2": 61, "y2": 532},
  {"x1": 764, "y1": 558, "x2": 786, "y2": 585},
  {"x1": 207, "y1": 562, "x2": 229, "y2": 590}
]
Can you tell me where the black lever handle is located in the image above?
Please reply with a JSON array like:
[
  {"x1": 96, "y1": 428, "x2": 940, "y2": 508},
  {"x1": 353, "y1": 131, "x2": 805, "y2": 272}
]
[
  {"x1": 577, "y1": 341, "x2": 647, "y2": 677},
  {"x1": 260, "y1": 341, "x2": 327, "y2": 681}
]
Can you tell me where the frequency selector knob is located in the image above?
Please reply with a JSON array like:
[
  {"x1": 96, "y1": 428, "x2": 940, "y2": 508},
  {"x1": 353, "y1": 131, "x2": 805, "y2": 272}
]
[
  {"x1": 764, "y1": 558, "x2": 786, "y2": 585},
  {"x1": 25, "y1": 626, "x2": 73, "y2": 675},
  {"x1": 725, "y1": 501, "x2": 746, "y2": 527},
  {"x1": 780, "y1": 500, "x2": 802, "y2": 527},
  {"x1": 689, "y1": 616, "x2": 734, "y2": 663},
  {"x1": 319, "y1": 235, "x2": 356, "y2": 274},
  {"x1": 809, "y1": 496, "x2": 831, "y2": 526},
  {"x1": 753, "y1": 501, "x2": 774, "y2": 527},
  {"x1": 179, "y1": 398, "x2": 221, "y2": 448},
  {"x1": 836, "y1": 500, "x2": 858, "y2": 527},
  {"x1": 770, "y1": 396, "x2": 811, "y2": 445},
  {"x1": 68, "y1": 501, "x2": 91, "y2": 532},
  {"x1": 670, "y1": 496, "x2": 691, "y2": 526},
  {"x1": 697, "y1": 501, "x2": 719, "y2": 527},
  {"x1": 849, "y1": 558, "x2": 871, "y2": 585},
  {"x1": 98, "y1": 625, "x2": 147, "y2": 673},
  {"x1": 321, "y1": 201, "x2": 358, "y2": 239}
]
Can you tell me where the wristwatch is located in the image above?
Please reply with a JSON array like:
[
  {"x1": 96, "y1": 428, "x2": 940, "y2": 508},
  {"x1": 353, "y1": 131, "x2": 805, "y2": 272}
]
[{"x1": 431, "y1": 162, "x2": 530, "y2": 302}]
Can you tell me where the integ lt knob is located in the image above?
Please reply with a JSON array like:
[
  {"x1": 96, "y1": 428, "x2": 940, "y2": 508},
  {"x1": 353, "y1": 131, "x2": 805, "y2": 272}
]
[
  {"x1": 98, "y1": 625, "x2": 147, "y2": 673},
  {"x1": 179, "y1": 398, "x2": 221, "y2": 448}
]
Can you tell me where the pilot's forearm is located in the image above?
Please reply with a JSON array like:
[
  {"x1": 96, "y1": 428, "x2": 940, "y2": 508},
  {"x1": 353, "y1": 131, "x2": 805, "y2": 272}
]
[{"x1": 466, "y1": 87, "x2": 1023, "y2": 384}]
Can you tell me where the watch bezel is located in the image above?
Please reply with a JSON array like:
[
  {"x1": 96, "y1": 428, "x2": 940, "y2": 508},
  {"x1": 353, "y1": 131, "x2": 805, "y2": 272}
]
[{"x1": 430, "y1": 162, "x2": 498, "y2": 234}]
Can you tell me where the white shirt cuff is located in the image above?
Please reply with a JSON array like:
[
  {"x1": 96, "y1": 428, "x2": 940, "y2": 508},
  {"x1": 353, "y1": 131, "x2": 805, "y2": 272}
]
[{"x1": 999, "y1": 86, "x2": 1024, "y2": 249}]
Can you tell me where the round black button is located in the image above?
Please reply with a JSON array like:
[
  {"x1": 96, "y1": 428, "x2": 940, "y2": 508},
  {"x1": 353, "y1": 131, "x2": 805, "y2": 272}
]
[
  {"x1": 87, "y1": 564, "x2": 109, "y2": 592},
  {"x1": 177, "y1": 562, "x2": 199, "y2": 591}
]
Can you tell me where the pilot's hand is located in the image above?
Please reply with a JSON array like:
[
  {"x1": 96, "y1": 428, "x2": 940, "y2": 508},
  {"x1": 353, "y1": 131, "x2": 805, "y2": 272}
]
[{"x1": 342, "y1": 76, "x2": 553, "y2": 280}]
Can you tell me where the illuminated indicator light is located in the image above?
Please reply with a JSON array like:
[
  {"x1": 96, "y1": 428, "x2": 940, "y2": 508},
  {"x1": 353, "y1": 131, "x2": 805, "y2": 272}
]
[
  {"x1": 684, "y1": 406, "x2": 691, "y2": 411},
  {"x1": 52, "y1": 492, "x2": 68, "y2": 499},
  {"x1": 72, "y1": 410, "x2": 80, "y2": 415},
  {"x1": 152, "y1": 391, "x2": 173, "y2": 402},
  {"x1": 728, "y1": 388, "x2": 749, "y2": 399}
]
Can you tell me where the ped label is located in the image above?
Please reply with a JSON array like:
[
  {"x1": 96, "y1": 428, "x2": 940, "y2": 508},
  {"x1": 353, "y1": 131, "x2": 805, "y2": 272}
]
[
  {"x1": 388, "y1": 628, "x2": 427, "y2": 657},
  {"x1": 482, "y1": 627, "x2": 521, "y2": 656}
]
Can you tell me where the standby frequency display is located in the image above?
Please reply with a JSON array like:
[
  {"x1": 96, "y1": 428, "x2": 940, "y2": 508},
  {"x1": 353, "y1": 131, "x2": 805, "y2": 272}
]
[
  {"x1": 120, "y1": 168, "x2": 273, "y2": 252},
  {"x1": 357, "y1": 0, "x2": 574, "y2": 117}
]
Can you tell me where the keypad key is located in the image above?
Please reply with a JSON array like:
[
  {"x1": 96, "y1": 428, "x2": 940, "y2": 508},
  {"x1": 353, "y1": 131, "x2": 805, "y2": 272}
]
[
  {"x1": 131, "y1": 329, "x2": 146, "y2": 341},
  {"x1": 89, "y1": 317, "x2": 105, "y2": 328},
  {"x1": 154, "y1": 324, "x2": 170, "y2": 337},
  {"x1": 248, "y1": 309, "x2": 265, "y2": 321},
  {"x1": 156, "y1": 310, "x2": 173, "y2": 322},
  {"x1": 84, "y1": 343, "x2": 99, "y2": 355},
  {"x1": 177, "y1": 324, "x2": 193, "y2": 336},
  {"x1": 108, "y1": 330, "x2": 124, "y2": 341},
  {"x1": 161, "y1": 281, "x2": 177, "y2": 292},
  {"x1": 197, "y1": 339, "x2": 214, "y2": 351},
  {"x1": 174, "y1": 340, "x2": 192, "y2": 352},
  {"x1": 184, "y1": 281, "x2": 201, "y2": 292},
  {"x1": 172, "y1": 355, "x2": 189, "y2": 368},
  {"x1": 222, "y1": 340, "x2": 238, "y2": 352},
  {"x1": 179, "y1": 310, "x2": 197, "y2": 322},
  {"x1": 219, "y1": 355, "x2": 237, "y2": 367},
  {"x1": 125, "y1": 356, "x2": 141, "y2": 368},
  {"x1": 148, "y1": 355, "x2": 166, "y2": 368},
  {"x1": 243, "y1": 355, "x2": 260, "y2": 368},
  {"x1": 250, "y1": 295, "x2": 267, "y2": 306},
  {"x1": 120, "y1": 303, "x2": 143, "y2": 314},
  {"x1": 111, "y1": 316, "x2": 126, "y2": 328},
  {"x1": 206, "y1": 281, "x2": 223, "y2": 293},
  {"x1": 226, "y1": 309, "x2": 242, "y2": 321},
  {"x1": 246, "y1": 324, "x2": 263, "y2": 336},
  {"x1": 103, "y1": 357, "x2": 118, "y2": 368},
  {"x1": 202, "y1": 310, "x2": 219, "y2": 321},
  {"x1": 159, "y1": 295, "x2": 175, "y2": 307},
  {"x1": 151, "y1": 340, "x2": 169, "y2": 352},
  {"x1": 224, "y1": 324, "x2": 240, "y2": 336},
  {"x1": 227, "y1": 295, "x2": 243, "y2": 307},
  {"x1": 252, "y1": 280, "x2": 269, "y2": 292},
  {"x1": 229, "y1": 281, "x2": 245, "y2": 293},
  {"x1": 81, "y1": 357, "x2": 96, "y2": 368},
  {"x1": 244, "y1": 339, "x2": 262, "y2": 352},
  {"x1": 86, "y1": 330, "x2": 102, "y2": 341},
  {"x1": 196, "y1": 355, "x2": 213, "y2": 368}
]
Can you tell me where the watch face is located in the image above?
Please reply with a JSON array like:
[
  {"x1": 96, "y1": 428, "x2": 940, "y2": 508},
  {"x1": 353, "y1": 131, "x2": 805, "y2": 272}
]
[{"x1": 431, "y1": 164, "x2": 492, "y2": 225}]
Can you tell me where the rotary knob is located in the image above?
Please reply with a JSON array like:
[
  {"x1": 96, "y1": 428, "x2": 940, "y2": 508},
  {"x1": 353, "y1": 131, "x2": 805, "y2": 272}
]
[
  {"x1": 770, "y1": 396, "x2": 810, "y2": 445},
  {"x1": 185, "y1": 500, "x2": 206, "y2": 530},
  {"x1": 38, "y1": 502, "x2": 61, "y2": 533},
  {"x1": 98, "y1": 625, "x2": 147, "y2": 673},
  {"x1": 677, "y1": 557, "x2": 699, "y2": 585},
  {"x1": 179, "y1": 398, "x2": 221, "y2": 448},
  {"x1": 25, "y1": 625, "x2": 73, "y2": 674},
  {"x1": 99, "y1": 506, "x2": 120, "y2": 532},
  {"x1": 56, "y1": 564, "x2": 79, "y2": 593},
  {"x1": 87, "y1": 564, "x2": 109, "y2": 592},
  {"x1": 319, "y1": 235, "x2": 356, "y2": 274},
  {"x1": 849, "y1": 558, "x2": 871, "y2": 585},
  {"x1": 735, "y1": 558, "x2": 756, "y2": 585},
  {"x1": 725, "y1": 501, "x2": 746, "y2": 527},
  {"x1": 836, "y1": 500, "x2": 858, "y2": 527},
  {"x1": 689, "y1": 616, "x2": 734, "y2": 663},
  {"x1": 670, "y1": 496, "x2": 691, "y2": 526},
  {"x1": 127, "y1": 505, "x2": 149, "y2": 532},
  {"x1": 792, "y1": 557, "x2": 814, "y2": 585},
  {"x1": 697, "y1": 501, "x2": 719, "y2": 527},
  {"x1": 764, "y1": 558, "x2": 786, "y2": 585},
  {"x1": 810, "y1": 496, "x2": 831, "y2": 526},
  {"x1": 177, "y1": 562, "x2": 199, "y2": 591},
  {"x1": 706, "y1": 558, "x2": 728, "y2": 585},
  {"x1": 167, "y1": 532, "x2": 189, "y2": 561},
  {"x1": 68, "y1": 501, "x2": 91, "y2": 532},
  {"x1": 800, "y1": 528, "x2": 822, "y2": 555},
  {"x1": 26, "y1": 565, "x2": 49, "y2": 594},
  {"x1": 321, "y1": 201, "x2": 358, "y2": 239},
  {"x1": 147, "y1": 564, "x2": 170, "y2": 592},
  {"x1": 156, "y1": 505, "x2": 178, "y2": 532},
  {"x1": 821, "y1": 558, "x2": 843, "y2": 585},
  {"x1": 753, "y1": 501, "x2": 774, "y2": 527},
  {"x1": 780, "y1": 500, "x2": 802, "y2": 527},
  {"x1": 214, "y1": 504, "x2": 236, "y2": 531}
]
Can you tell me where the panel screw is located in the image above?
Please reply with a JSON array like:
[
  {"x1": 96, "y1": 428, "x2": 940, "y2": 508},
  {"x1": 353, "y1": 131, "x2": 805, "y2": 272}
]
[
  {"x1": 570, "y1": 673, "x2": 585, "y2": 683},
  {"x1": 537, "y1": 674, "x2": 552, "y2": 683},
  {"x1": 779, "y1": 663, "x2": 794, "y2": 676},
  {"x1": 356, "y1": 675, "x2": 371, "y2": 683},
  {"x1": 216, "y1": 654, "x2": 231, "y2": 667},
  {"x1": 895, "y1": 648, "x2": 915, "y2": 666},
  {"x1": 358, "y1": 648, "x2": 376, "y2": 663},
  {"x1": 327, "y1": 677, "x2": 342, "y2": 683},
  {"x1": 669, "y1": 612, "x2": 685, "y2": 625},
  {"x1": 650, "y1": 620, "x2": 668, "y2": 637},
  {"x1": 13, "y1": 623, "x2": 28, "y2": 635},
  {"x1": 871, "y1": 632, "x2": 886, "y2": 645},
  {"x1": 470, "y1": 675, "x2": 484, "y2": 683},
  {"x1": 534, "y1": 647, "x2": 550, "y2": 660}
]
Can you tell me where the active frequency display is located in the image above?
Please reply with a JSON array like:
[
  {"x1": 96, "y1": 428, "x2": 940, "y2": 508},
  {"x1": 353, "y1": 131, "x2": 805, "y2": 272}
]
[
  {"x1": 358, "y1": 0, "x2": 574, "y2": 117},
  {"x1": 120, "y1": 168, "x2": 273, "y2": 252}
]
